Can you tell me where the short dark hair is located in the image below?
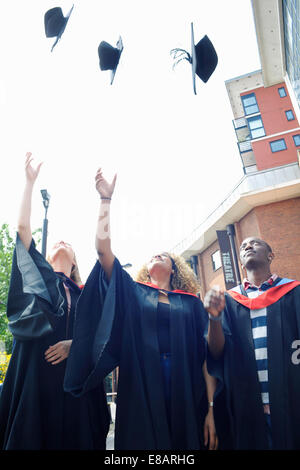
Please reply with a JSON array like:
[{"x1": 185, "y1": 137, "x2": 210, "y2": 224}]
[
  {"x1": 262, "y1": 240, "x2": 273, "y2": 253},
  {"x1": 240, "y1": 237, "x2": 273, "y2": 254}
]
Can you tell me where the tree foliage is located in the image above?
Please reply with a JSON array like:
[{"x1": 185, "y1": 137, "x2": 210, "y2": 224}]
[
  {"x1": 0, "y1": 224, "x2": 14, "y2": 353},
  {"x1": 0, "y1": 224, "x2": 41, "y2": 354}
]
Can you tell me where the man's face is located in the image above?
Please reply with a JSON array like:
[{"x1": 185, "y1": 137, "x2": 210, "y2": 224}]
[{"x1": 239, "y1": 237, "x2": 273, "y2": 270}]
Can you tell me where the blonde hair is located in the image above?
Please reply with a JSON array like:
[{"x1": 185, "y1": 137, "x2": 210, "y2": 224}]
[
  {"x1": 135, "y1": 252, "x2": 200, "y2": 295},
  {"x1": 69, "y1": 253, "x2": 82, "y2": 285}
]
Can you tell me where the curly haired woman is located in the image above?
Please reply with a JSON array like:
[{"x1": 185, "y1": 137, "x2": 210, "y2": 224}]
[{"x1": 64, "y1": 168, "x2": 218, "y2": 451}]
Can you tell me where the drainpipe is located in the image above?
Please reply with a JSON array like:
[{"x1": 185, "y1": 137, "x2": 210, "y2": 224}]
[
  {"x1": 191, "y1": 255, "x2": 198, "y2": 277},
  {"x1": 226, "y1": 224, "x2": 241, "y2": 285},
  {"x1": 190, "y1": 255, "x2": 201, "y2": 298}
]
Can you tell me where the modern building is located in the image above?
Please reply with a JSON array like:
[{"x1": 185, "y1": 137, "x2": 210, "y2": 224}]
[
  {"x1": 282, "y1": 0, "x2": 300, "y2": 109},
  {"x1": 172, "y1": 0, "x2": 300, "y2": 299},
  {"x1": 228, "y1": 69, "x2": 300, "y2": 174}
]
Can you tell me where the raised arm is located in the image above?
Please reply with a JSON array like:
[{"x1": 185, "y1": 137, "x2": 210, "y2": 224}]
[
  {"x1": 95, "y1": 168, "x2": 117, "y2": 281},
  {"x1": 17, "y1": 152, "x2": 43, "y2": 250}
]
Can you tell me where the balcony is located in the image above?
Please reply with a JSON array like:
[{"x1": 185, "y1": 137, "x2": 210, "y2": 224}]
[
  {"x1": 233, "y1": 118, "x2": 256, "y2": 174},
  {"x1": 238, "y1": 140, "x2": 252, "y2": 153},
  {"x1": 233, "y1": 117, "x2": 247, "y2": 129},
  {"x1": 172, "y1": 162, "x2": 300, "y2": 258}
]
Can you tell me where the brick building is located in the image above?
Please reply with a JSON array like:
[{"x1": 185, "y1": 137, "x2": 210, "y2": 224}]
[{"x1": 173, "y1": 0, "x2": 300, "y2": 298}]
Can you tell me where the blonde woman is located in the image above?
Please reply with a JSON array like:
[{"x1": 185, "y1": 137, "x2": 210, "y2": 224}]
[
  {"x1": 65, "y1": 167, "x2": 219, "y2": 451},
  {"x1": 0, "y1": 153, "x2": 110, "y2": 450}
]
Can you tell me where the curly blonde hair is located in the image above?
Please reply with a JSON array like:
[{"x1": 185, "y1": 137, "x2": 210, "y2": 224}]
[{"x1": 135, "y1": 252, "x2": 200, "y2": 295}]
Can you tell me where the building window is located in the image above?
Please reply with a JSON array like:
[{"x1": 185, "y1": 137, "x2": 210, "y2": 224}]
[
  {"x1": 293, "y1": 134, "x2": 300, "y2": 146},
  {"x1": 285, "y1": 109, "x2": 295, "y2": 120},
  {"x1": 282, "y1": 0, "x2": 300, "y2": 110},
  {"x1": 241, "y1": 93, "x2": 259, "y2": 116},
  {"x1": 278, "y1": 87, "x2": 287, "y2": 97},
  {"x1": 247, "y1": 115, "x2": 266, "y2": 139},
  {"x1": 211, "y1": 250, "x2": 222, "y2": 271},
  {"x1": 270, "y1": 138, "x2": 287, "y2": 152}
]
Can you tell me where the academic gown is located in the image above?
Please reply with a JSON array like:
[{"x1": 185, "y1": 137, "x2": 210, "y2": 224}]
[
  {"x1": 0, "y1": 235, "x2": 110, "y2": 450},
  {"x1": 207, "y1": 279, "x2": 300, "y2": 450},
  {"x1": 64, "y1": 257, "x2": 209, "y2": 450}
]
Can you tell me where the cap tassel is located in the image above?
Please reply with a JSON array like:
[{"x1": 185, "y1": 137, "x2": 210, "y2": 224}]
[{"x1": 170, "y1": 48, "x2": 192, "y2": 69}]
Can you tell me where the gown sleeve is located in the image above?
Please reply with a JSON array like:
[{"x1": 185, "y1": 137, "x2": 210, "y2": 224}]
[
  {"x1": 205, "y1": 299, "x2": 234, "y2": 449},
  {"x1": 206, "y1": 302, "x2": 232, "y2": 382},
  {"x1": 64, "y1": 256, "x2": 135, "y2": 397},
  {"x1": 6, "y1": 233, "x2": 65, "y2": 341}
]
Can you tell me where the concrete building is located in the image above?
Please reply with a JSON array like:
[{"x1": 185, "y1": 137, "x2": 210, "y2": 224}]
[{"x1": 172, "y1": 0, "x2": 300, "y2": 299}]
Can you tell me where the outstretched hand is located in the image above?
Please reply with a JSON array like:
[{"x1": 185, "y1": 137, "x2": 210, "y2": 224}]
[
  {"x1": 95, "y1": 168, "x2": 117, "y2": 200},
  {"x1": 25, "y1": 152, "x2": 43, "y2": 184}
]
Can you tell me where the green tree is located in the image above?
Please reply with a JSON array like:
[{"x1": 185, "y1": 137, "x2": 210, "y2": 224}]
[
  {"x1": 0, "y1": 224, "x2": 15, "y2": 353},
  {"x1": 0, "y1": 224, "x2": 42, "y2": 354}
]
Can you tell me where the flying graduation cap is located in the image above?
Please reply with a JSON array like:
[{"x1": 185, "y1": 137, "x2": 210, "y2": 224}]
[
  {"x1": 98, "y1": 36, "x2": 124, "y2": 85},
  {"x1": 170, "y1": 22, "x2": 218, "y2": 94},
  {"x1": 44, "y1": 5, "x2": 74, "y2": 52}
]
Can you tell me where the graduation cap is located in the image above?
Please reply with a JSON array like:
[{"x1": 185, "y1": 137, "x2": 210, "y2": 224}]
[
  {"x1": 44, "y1": 5, "x2": 74, "y2": 52},
  {"x1": 98, "y1": 36, "x2": 123, "y2": 85},
  {"x1": 170, "y1": 22, "x2": 218, "y2": 94}
]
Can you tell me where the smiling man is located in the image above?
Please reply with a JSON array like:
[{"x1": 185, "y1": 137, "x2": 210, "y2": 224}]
[{"x1": 204, "y1": 237, "x2": 300, "y2": 450}]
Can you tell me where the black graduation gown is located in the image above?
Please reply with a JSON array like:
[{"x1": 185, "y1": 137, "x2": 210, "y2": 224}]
[
  {"x1": 0, "y1": 235, "x2": 110, "y2": 450},
  {"x1": 64, "y1": 257, "x2": 209, "y2": 450},
  {"x1": 207, "y1": 281, "x2": 300, "y2": 450}
]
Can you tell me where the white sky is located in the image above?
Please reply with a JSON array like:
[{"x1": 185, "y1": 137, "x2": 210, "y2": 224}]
[{"x1": 0, "y1": 0, "x2": 261, "y2": 281}]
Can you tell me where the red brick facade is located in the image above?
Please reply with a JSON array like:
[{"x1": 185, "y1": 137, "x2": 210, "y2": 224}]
[
  {"x1": 194, "y1": 77, "x2": 300, "y2": 300},
  {"x1": 241, "y1": 82, "x2": 300, "y2": 171},
  {"x1": 197, "y1": 196, "x2": 300, "y2": 298}
]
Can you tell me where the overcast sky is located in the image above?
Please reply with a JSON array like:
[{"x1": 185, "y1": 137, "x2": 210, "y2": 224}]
[{"x1": 0, "y1": 0, "x2": 261, "y2": 281}]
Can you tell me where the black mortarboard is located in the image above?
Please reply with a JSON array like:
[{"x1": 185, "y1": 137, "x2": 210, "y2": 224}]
[
  {"x1": 44, "y1": 5, "x2": 74, "y2": 52},
  {"x1": 98, "y1": 36, "x2": 123, "y2": 85},
  {"x1": 171, "y1": 22, "x2": 218, "y2": 94}
]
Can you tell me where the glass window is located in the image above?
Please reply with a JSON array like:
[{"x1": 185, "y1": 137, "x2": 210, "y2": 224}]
[
  {"x1": 282, "y1": 1, "x2": 300, "y2": 110},
  {"x1": 278, "y1": 87, "x2": 287, "y2": 97},
  {"x1": 293, "y1": 134, "x2": 300, "y2": 146},
  {"x1": 285, "y1": 109, "x2": 295, "y2": 120},
  {"x1": 270, "y1": 139, "x2": 287, "y2": 152},
  {"x1": 247, "y1": 116, "x2": 266, "y2": 139},
  {"x1": 241, "y1": 93, "x2": 259, "y2": 115},
  {"x1": 211, "y1": 250, "x2": 222, "y2": 271}
]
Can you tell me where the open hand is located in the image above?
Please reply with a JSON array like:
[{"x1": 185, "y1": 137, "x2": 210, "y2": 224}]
[
  {"x1": 95, "y1": 168, "x2": 117, "y2": 199},
  {"x1": 25, "y1": 152, "x2": 43, "y2": 184},
  {"x1": 44, "y1": 340, "x2": 72, "y2": 365}
]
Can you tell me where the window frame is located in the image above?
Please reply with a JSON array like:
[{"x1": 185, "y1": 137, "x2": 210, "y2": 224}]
[
  {"x1": 211, "y1": 250, "x2": 222, "y2": 272},
  {"x1": 241, "y1": 93, "x2": 259, "y2": 116},
  {"x1": 247, "y1": 115, "x2": 266, "y2": 139},
  {"x1": 285, "y1": 109, "x2": 295, "y2": 121},
  {"x1": 292, "y1": 134, "x2": 300, "y2": 147},
  {"x1": 270, "y1": 138, "x2": 287, "y2": 153},
  {"x1": 278, "y1": 87, "x2": 287, "y2": 97}
]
